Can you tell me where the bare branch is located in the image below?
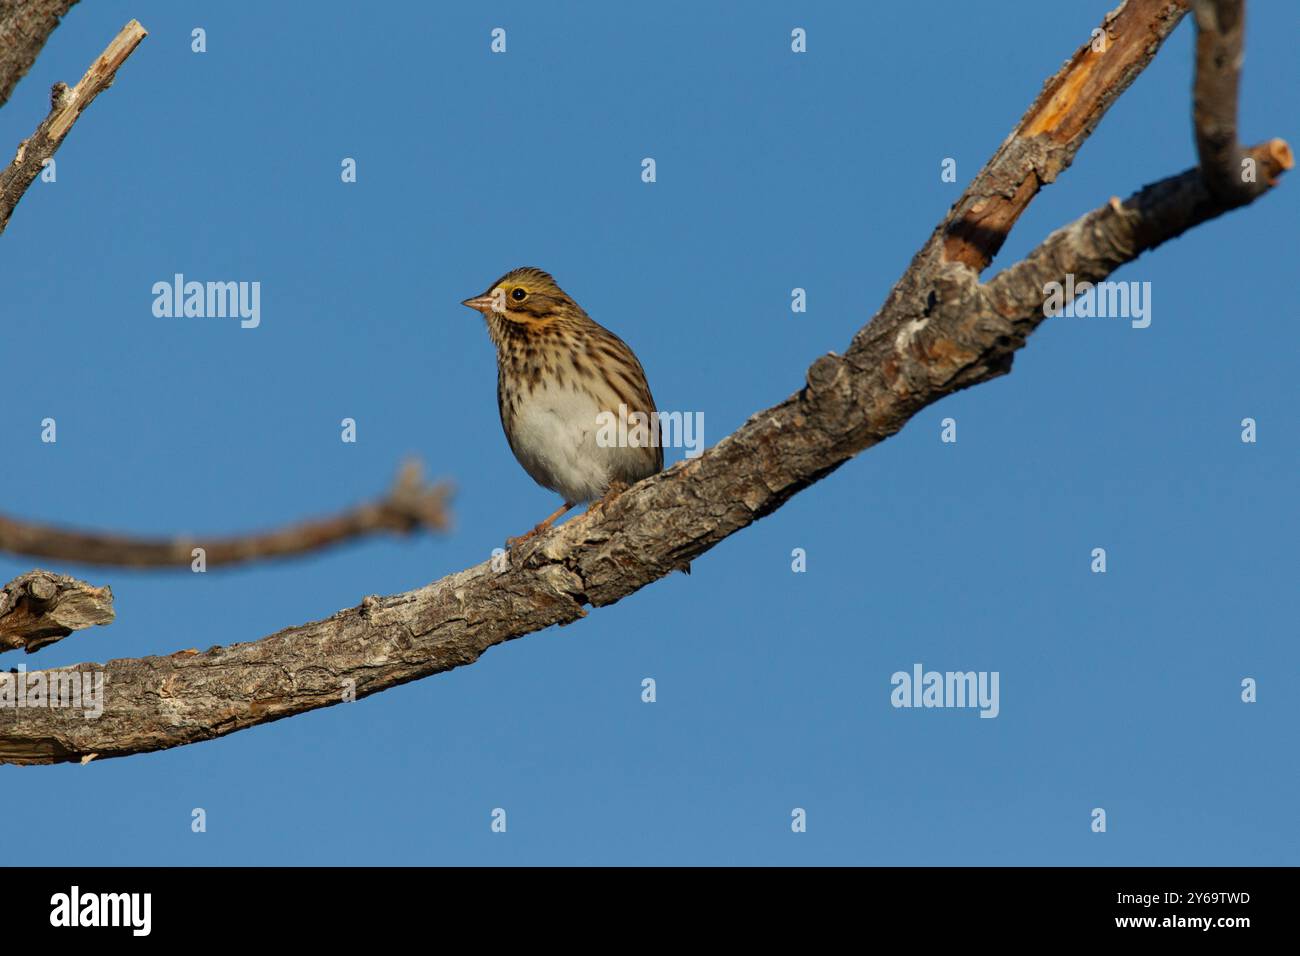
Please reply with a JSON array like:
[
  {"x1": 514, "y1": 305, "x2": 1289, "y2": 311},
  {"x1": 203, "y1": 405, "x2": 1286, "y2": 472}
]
[
  {"x1": 0, "y1": 0, "x2": 80, "y2": 110},
  {"x1": 847, "y1": 0, "x2": 1193, "y2": 362},
  {"x1": 0, "y1": 18, "x2": 146, "y2": 235},
  {"x1": 0, "y1": 460, "x2": 452, "y2": 569},
  {"x1": 985, "y1": 140, "x2": 1291, "y2": 329},
  {"x1": 940, "y1": 0, "x2": 1189, "y2": 272},
  {"x1": 0, "y1": 569, "x2": 113, "y2": 655},
  {"x1": 1190, "y1": 0, "x2": 1286, "y2": 202},
  {"x1": 0, "y1": 0, "x2": 1287, "y2": 765}
]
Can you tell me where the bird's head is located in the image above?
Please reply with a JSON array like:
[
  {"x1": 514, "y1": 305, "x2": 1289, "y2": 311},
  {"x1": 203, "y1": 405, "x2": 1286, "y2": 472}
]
[{"x1": 461, "y1": 267, "x2": 582, "y2": 331}]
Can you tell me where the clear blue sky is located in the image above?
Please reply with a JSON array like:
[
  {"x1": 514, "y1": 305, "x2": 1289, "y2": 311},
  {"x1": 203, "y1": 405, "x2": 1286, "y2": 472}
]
[{"x1": 2, "y1": 0, "x2": 1296, "y2": 865}]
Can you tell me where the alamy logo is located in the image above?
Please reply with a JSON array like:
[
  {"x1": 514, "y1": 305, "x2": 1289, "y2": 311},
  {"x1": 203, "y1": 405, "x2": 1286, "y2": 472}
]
[
  {"x1": 1042, "y1": 273, "x2": 1151, "y2": 328},
  {"x1": 151, "y1": 273, "x2": 261, "y2": 328},
  {"x1": 595, "y1": 404, "x2": 705, "y2": 458},
  {"x1": 890, "y1": 663, "x2": 1000, "y2": 718},
  {"x1": 0, "y1": 664, "x2": 104, "y2": 718},
  {"x1": 49, "y1": 886, "x2": 151, "y2": 936}
]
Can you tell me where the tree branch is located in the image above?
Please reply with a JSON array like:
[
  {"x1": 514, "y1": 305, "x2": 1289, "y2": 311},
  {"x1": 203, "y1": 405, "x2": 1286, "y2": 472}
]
[
  {"x1": 0, "y1": 17, "x2": 145, "y2": 235},
  {"x1": 0, "y1": 569, "x2": 113, "y2": 655},
  {"x1": 0, "y1": 0, "x2": 80, "y2": 110},
  {"x1": 985, "y1": 140, "x2": 1291, "y2": 331},
  {"x1": 0, "y1": 460, "x2": 453, "y2": 569},
  {"x1": 940, "y1": 0, "x2": 1188, "y2": 271},
  {"x1": 0, "y1": 0, "x2": 1287, "y2": 765},
  {"x1": 1190, "y1": 0, "x2": 1282, "y2": 203}
]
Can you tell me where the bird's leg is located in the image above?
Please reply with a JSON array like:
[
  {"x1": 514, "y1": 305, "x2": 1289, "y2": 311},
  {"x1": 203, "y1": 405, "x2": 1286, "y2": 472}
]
[{"x1": 506, "y1": 501, "x2": 575, "y2": 549}]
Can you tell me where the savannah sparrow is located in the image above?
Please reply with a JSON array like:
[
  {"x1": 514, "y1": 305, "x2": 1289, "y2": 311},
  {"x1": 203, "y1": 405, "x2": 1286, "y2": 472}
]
[{"x1": 462, "y1": 267, "x2": 663, "y2": 545}]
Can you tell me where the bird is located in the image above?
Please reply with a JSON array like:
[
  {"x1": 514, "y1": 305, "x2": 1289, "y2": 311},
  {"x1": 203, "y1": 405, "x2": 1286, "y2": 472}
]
[{"x1": 461, "y1": 267, "x2": 663, "y2": 546}]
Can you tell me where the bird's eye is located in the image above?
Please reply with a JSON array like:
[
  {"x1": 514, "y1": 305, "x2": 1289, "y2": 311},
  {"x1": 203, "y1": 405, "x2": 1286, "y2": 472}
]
[{"x1": 511, "y1": 287, "x2": 527, "y2": 302}]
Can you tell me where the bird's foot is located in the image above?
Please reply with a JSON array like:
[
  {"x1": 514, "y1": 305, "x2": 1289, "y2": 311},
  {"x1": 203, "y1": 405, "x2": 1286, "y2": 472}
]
[
  {"x1": 504, "y1": 526, "x2": 540, "y2": 550},
  {"x1": 506, "y1": 501, "x2": 575, "y2": 550}
]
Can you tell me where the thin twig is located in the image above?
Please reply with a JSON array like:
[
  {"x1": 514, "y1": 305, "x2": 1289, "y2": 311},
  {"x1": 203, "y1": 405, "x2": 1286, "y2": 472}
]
[
  {"x1": 0, "y1": 460, "x2": 453, "y2": 569},
  {"x1": 0, "y1": 18, "x2": 146, "y2": 235}
]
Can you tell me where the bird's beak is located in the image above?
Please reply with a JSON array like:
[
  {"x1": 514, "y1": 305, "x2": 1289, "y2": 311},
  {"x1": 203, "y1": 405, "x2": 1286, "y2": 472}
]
[{"x1": 461, "y1": 294, "x2": 495, "y2": 313}]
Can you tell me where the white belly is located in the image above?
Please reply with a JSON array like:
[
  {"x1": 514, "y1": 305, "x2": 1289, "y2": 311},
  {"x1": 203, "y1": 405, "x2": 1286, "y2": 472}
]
[{"x1": 509, "y1": 382, "x2": 618, "y2": 504}]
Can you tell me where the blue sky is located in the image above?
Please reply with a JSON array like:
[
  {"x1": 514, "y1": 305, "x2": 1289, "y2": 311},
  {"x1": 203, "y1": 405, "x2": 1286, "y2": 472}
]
[{"x1": 2, "y1": 0, "x2": 1296, "y2": 865}]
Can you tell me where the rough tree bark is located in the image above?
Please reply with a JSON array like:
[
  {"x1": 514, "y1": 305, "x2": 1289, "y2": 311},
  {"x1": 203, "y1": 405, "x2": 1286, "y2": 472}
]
[
  {"x1": 0, "y1": 0, "x2": 1289, "y2": 765},
  {"x1": 0, "y1": 0, "x2": 80, "y2": 109},
  {"x1": 0, "y1": 570, "x2": 113, "y2": 655}
]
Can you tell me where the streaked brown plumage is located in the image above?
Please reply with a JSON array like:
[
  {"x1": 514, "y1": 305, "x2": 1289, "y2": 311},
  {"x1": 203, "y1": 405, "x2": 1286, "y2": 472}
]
[{"x1": 462, "y1": 267, "x2": 662, "y2": 544}]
